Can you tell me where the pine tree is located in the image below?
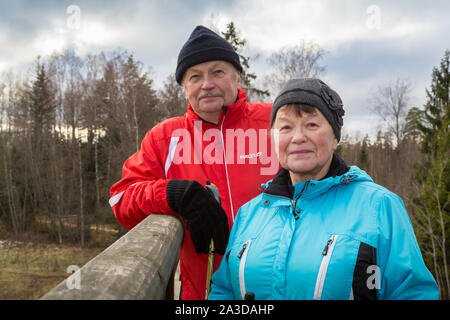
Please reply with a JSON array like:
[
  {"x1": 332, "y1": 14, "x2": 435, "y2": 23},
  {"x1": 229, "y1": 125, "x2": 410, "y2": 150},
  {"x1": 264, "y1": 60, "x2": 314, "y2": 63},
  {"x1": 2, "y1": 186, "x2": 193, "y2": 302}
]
[
  {"x1": 412, "y1": 50, "x2": 449, "y2": 299},
  {"x1": 403, "y1": 107, "x2": 423, "y2": 142},
  {"x1": 28, "y1": 59, "x2": 55, "y2": 146},
  {"x1": 221, "y1": 22, "x2": 269, "y2": 101},
  {"x1": 358, "y1": 134, "x2": 370, "y2": 170},
  {"x1": 22, "y1": 58, "x2": 59, "y2": 238}
]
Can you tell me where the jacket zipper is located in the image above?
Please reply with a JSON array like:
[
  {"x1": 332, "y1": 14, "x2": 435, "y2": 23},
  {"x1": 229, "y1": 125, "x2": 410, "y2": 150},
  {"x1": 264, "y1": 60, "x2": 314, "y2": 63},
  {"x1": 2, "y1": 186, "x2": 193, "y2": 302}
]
[
  {"x1": 219, "y1": 110, "x2": 235, "y2": 222},
  {"x1": 291, "y1": 181, "x2": 310, "y2": 220},
  {"x1": 263, "y1": 181, "x2": 310, "y2": 220},
  {"x1": 314, "y1": 234, "x2": 338, "y2": 300},
  {"x1": 237, "y1": 240, "x2": 252, "y2": 299}
]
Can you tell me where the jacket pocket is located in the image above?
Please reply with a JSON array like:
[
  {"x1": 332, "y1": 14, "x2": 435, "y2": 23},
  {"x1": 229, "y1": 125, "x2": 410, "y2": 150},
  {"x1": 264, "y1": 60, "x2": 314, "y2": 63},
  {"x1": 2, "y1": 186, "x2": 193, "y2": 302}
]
[
  {"x1": 313, "y1": 233, "x2": 362, "y2": 300},
  {"x1": 237, "y1": 240, "x2": 252, "y2": 300},
  {"x1": 314, "y1": 234, "x2": 338, "y2": 300}
]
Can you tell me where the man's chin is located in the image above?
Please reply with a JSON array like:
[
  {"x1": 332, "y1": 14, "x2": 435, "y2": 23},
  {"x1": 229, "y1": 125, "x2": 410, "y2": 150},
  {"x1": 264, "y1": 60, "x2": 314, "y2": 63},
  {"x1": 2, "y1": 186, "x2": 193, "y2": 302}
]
[{"x1": 198, "y1": 101, "x2": 224, "y2": 112}]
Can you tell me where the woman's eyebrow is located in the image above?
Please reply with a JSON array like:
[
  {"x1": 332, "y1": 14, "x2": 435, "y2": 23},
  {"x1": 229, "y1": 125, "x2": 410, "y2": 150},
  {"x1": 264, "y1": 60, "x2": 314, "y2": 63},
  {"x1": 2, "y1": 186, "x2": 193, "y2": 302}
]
[
  {"x1": 277, "y1": 112, "x2": 318, "y2": 121},
  {"x1": 275, "y1": 116, "x2": 292, "y2": 122}
]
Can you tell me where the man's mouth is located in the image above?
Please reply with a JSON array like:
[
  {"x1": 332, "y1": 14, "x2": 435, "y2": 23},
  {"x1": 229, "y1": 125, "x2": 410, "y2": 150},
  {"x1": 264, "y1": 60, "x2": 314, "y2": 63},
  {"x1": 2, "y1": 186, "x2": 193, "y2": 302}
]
[
  {"x1": 200, "y1": 95, "x2": 219, "y2": 100},
  {"x1": 199, "y1": 92, "x2": 224, "y2": 100}
]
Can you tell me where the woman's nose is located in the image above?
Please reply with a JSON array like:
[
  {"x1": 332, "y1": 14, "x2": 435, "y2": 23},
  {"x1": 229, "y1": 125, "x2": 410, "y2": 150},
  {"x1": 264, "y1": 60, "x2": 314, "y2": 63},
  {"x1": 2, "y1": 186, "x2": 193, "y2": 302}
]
[{"x1": 292, "y1": 127, "x2": 307, "y2": 143}]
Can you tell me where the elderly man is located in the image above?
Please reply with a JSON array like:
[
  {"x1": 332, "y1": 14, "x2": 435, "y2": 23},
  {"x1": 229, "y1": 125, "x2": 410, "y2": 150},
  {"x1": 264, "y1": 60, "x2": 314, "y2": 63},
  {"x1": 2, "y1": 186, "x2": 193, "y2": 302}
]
[{"x1": 109, "y1": 25, "x2": 277, "y2": 300}]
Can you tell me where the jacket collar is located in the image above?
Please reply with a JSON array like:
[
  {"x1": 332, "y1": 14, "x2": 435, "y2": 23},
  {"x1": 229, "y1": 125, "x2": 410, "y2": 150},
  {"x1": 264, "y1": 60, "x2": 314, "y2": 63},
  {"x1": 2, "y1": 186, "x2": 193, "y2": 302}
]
[
  {"x1": 186, "y1": 88, "x2": 247, "y2": 129},
  {"x1": 263, "y1": 153, "x2": 355, "y2": 199}
]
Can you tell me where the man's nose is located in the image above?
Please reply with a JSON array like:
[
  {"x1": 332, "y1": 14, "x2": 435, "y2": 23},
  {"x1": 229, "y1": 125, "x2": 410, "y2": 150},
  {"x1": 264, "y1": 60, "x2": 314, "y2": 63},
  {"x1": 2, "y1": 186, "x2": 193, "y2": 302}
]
[{"x1": 201, "y1": 75, "x2": 215, "y2": 90}]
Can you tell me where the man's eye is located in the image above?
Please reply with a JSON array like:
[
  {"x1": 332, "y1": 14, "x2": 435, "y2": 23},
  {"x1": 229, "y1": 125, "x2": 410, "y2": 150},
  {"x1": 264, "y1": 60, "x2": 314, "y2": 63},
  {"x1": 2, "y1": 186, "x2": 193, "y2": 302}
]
[
  {"x1": 189, "y1": 75, "x2": 199, "y2": 80},
  {"x1": 214, "y1": 69, "x2": 224, "y2": 74}
]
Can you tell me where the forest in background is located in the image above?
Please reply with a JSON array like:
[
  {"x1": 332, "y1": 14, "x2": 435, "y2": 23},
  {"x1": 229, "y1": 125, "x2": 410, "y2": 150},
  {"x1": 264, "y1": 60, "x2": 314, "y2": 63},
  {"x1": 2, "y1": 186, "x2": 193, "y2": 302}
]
[{"x1": 0, "y1": 22, "x2": 448, "y2": 299}]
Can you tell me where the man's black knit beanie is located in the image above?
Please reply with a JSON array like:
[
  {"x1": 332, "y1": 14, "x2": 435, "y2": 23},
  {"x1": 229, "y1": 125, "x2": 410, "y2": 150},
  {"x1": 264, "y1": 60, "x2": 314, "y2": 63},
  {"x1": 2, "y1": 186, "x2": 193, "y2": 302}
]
[
  {"x1": 175, "y1": 25, "x2": 243, "y2": 84},
  {"x1": 270, "y1": 78, "x2": 345, "y2": 141}
]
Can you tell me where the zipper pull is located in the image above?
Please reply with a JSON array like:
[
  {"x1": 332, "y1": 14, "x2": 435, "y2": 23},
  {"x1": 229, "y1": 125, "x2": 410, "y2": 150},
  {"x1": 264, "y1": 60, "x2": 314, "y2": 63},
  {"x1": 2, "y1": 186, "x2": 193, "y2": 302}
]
[
  {"x1": 237, "y1": 242, "x2": 248, "y2": 258},
  {"x1": 244, "y1": 292, "x2": 255, "y2": 300},
  {"x1": 291, "y1": 181, "x2": 309, "y2": 220},
  {"x1": 291, "y1": 200, "x2": 299, "y2": 220},
  {"x1": 322, "y1": 238, "x2": 334, "y2": 256}
]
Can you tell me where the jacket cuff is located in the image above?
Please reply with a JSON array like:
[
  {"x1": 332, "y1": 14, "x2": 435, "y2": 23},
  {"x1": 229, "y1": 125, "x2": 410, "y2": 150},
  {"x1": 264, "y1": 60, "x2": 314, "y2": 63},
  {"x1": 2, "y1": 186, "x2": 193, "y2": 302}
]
[{"x1": 166, "y1": 179, "x2": 192, "y2": 213}]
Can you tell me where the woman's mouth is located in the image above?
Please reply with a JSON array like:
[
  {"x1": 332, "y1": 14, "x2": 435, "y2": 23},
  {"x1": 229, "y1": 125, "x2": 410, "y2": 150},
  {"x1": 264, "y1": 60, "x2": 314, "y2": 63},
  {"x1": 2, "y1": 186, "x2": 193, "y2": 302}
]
[{"x1": 290, "y1": 149, "x2": 312, "y2": 155}]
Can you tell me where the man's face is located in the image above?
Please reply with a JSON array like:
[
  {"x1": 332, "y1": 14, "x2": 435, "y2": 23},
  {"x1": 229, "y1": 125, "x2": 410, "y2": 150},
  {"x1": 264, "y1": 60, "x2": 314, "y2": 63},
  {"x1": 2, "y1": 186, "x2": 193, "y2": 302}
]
[{"x1": 183, "y1": 60, "x2": 241, "y2": 124}]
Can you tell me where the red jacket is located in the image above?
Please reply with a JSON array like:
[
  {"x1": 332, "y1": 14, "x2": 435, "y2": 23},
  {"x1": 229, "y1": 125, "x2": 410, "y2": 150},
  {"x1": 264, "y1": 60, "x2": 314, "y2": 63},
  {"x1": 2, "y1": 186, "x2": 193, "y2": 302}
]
[{"x1": 109, "y1": 89, "x2": 277, "y2": 299}]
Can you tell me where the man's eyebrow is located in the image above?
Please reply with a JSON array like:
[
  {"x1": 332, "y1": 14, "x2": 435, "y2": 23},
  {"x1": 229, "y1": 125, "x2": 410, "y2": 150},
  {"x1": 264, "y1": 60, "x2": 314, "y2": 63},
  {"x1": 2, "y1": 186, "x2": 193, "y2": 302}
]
[
  {"x1": 185, "y1": 68, "x2": 200, "y2": 75},
  {"x1": 210, "y1": 62, "x2": 225, "y2": 69}
]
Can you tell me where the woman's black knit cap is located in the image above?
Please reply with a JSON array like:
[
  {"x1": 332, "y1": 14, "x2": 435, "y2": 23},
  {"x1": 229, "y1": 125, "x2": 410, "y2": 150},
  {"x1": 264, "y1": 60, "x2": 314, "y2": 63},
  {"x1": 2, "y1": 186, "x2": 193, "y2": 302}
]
[
  {"x1": 175, "y1": 25, "x2": 243, "y2": 84},
  {"x1": 270, "y1": 78, "x2": 345, "y2": 141}
]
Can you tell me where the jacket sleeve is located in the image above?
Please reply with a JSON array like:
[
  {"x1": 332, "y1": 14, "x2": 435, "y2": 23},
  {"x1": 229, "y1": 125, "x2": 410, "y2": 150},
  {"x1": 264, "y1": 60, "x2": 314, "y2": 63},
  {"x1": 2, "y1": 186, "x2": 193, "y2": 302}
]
[
  {"x1": 109, "y1": 129, "x2": 176, "y2": 230},
  {"x1": 208, "y1": 205, "x2": 244, "y2": 300},
  {"x1": 377, "y1": 192, "x2": 439, "y2": 299}
]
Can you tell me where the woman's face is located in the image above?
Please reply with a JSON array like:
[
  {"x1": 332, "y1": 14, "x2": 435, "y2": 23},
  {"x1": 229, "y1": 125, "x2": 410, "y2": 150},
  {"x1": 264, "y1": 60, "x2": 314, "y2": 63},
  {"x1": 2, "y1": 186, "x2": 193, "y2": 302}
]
[{"x1": 272, "y1": 105, "x2": 338, "y2": 183}]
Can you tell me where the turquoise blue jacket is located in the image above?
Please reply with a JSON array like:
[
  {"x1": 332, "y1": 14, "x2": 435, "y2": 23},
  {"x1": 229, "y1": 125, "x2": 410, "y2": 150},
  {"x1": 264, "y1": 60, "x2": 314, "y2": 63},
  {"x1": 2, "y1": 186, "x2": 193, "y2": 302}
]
[{"x1": 209, "y1": 166, "x2": 439, "y2": 300}]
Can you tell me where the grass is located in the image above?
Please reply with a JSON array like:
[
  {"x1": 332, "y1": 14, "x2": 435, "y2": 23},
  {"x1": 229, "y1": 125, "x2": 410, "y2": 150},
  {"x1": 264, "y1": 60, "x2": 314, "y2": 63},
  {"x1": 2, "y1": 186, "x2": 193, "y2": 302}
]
[
  {"x1": 0, "y1": 241, "x2": 107, "y2": 300},
  {"x1": 0, "y1": 219, "x2": 122, "y2": 300}
]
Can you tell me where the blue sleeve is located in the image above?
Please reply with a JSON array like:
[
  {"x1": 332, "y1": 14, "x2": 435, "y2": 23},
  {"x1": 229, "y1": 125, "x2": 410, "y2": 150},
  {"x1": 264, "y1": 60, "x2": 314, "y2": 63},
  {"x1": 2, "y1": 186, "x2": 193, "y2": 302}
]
[
  {"x1": 377, "y1": 192, "x2": 439, "y2": 299},
  {"x1": 208, "y1": 206, "x2": 244, "y2": 300}
]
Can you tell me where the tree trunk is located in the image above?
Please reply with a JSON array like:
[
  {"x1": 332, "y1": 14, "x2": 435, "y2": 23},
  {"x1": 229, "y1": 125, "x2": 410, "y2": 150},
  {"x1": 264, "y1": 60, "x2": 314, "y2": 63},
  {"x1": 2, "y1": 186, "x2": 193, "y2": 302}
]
[
  {"x1": 78, "y1": 140, "x2": 84, "y2": 247},
  {"x1": 2, "y1": 140, "x2": 18, "y2": 234}
]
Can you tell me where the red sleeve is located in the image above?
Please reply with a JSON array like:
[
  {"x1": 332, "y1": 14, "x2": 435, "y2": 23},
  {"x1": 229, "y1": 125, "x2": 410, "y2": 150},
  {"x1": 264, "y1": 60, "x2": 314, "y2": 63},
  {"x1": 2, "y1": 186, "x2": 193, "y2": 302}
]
[{"x1": 109, "y1": 129, "x2": 177, "y2": 229}]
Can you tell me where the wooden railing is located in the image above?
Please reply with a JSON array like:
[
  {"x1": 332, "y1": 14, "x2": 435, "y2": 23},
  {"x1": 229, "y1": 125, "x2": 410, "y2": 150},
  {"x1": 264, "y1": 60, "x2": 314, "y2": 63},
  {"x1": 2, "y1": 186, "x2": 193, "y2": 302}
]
[{"x1": 41, "y1": 214, "x2": 183, "y2": 300}]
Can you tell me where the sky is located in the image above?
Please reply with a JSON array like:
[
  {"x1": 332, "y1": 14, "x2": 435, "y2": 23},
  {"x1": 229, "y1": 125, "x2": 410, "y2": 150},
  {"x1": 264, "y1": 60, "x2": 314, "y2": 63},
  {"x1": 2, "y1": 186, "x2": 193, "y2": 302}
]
[{"x1": 1, "y1": 0, "x2": 449, "y2": 139}]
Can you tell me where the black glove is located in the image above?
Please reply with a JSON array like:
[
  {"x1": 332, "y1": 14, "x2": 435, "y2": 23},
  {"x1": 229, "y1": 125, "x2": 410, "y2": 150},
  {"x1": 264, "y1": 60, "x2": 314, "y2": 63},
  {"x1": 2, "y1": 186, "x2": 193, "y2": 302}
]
[{"x1": 166, "y1": 179, "x2": 229, "y2": 254}]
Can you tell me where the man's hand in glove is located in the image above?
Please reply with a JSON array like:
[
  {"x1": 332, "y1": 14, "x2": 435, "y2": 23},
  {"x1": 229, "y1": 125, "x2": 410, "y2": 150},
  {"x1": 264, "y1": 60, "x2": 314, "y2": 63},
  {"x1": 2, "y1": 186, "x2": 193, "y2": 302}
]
[{"x1": 166, "y1": 179, "x2": 229, "y2": 254}]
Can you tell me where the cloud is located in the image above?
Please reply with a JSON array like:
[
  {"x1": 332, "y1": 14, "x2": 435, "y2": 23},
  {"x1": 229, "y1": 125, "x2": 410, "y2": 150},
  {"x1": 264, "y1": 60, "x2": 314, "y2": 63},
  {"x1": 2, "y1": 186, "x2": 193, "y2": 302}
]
[
  {"x1": 211, "y1": 0, "x2": 445, "y2": 56},
  {"x1": 0, "y1": 0, "x2": 448, "y2": 139},
  {"x1": 207, "y1": 0, "x2": 448, "y2": 138}
]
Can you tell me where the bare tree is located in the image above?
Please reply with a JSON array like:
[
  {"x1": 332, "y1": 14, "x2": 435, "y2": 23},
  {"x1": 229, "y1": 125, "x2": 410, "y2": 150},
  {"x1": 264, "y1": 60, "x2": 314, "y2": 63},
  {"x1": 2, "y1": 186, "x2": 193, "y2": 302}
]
[
  {"x1": 0, "y1": 49, "x2": 163, "y2": 243},
  {"x1": 1, "y1": 78, "x2": 24, "y2": 234},
  {"x1": 80, "y1": 53, "x2": 106, "y2": 218},
  {"x1": 158, "y1": 74, "x2": 186, "y2": 120},
  {"x1": 48, "y1": 50, "x2": 87, "y2": 245},
  {"x1": 265, "y1": 40, "x2": 327, "y2": 96},
  {"x1": 97, "y1": 51, "x2": 160, "y2": 188},
  {"x1": 369, "y1": 78, "x2": 412, "y2": 147}
]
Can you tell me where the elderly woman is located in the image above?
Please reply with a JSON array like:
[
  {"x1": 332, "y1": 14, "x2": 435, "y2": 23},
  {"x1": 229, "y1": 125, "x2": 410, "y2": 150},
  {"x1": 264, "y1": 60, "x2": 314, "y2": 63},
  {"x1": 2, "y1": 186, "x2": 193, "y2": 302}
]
[{"x1": 208, "y1": 78, "x2": 439, "y2": 300}]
